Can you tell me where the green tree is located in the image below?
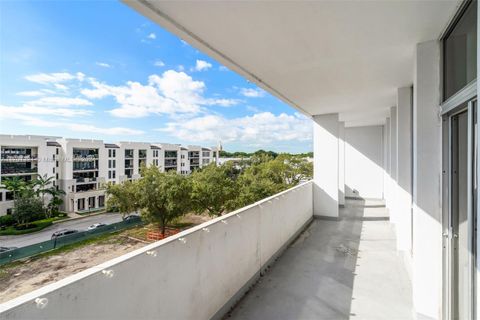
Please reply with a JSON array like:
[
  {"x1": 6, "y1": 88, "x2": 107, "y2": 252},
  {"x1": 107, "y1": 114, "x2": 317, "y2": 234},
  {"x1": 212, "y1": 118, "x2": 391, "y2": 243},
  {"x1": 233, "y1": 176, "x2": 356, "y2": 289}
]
[
  {"x1": 46, "y1": 187, "x2": 66, "y2": 217},
  {"x1": 105, "y1": 180, "x2": 139, "y2": 218},
  {"x1": 13, "y1": 195, "x2": 44, "y2": 225},
  {"x1": 230, "y1": 155, "x2": 312, "y2": 210},
  {"x1": 138, "y1": 166, "x2": 192, "y2": 236},
  {"x1": 33, "y1": 174, "x2": 55, "y2": 209},
  {"x1": 190, "y1": 163, "x2": 237, "y2": 217},
  {"x1": 2, "y1": 176, "x2": 29, "y2": 199}
]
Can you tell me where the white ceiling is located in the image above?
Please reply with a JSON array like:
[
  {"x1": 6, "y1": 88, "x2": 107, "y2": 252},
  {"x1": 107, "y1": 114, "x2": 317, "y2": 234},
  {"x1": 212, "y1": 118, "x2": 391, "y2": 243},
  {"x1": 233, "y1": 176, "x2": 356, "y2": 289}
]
[{"x1": 126, "y1": 0, "x2": 460, "y2": 125}]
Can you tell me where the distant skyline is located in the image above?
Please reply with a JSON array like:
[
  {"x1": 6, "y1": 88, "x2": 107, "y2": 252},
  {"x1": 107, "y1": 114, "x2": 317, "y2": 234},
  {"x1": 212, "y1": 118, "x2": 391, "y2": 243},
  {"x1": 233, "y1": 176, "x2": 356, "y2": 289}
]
[{"x1": 0, "y1": 1, "x2": 312, "y2": 153}]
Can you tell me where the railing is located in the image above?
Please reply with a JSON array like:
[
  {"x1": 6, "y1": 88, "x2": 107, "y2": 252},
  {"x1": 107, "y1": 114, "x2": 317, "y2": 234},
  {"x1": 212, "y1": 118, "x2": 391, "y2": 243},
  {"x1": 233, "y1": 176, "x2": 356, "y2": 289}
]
[
  {"x1": 1, "y1": 155, "x2": 38, "y2": 162},
  {"x1": 75, "y1": 177, "x2": 96, "y2": 183},
  {"x1": 1, "y1": 167, "x2": 38, "y2": 174},
  {"x1": 0, "y1": 181, "x2": 313, "y2": 319}
]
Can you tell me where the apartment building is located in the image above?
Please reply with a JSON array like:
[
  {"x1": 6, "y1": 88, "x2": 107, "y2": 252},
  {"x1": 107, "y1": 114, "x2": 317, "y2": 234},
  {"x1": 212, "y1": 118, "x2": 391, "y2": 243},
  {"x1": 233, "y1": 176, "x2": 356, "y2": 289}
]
[
  {"x1": 0, "y1": 135, "x2": 59, "y2": 215},
  {"x1": 0, "y1": 135, "x2": 218, "y2": 216}
]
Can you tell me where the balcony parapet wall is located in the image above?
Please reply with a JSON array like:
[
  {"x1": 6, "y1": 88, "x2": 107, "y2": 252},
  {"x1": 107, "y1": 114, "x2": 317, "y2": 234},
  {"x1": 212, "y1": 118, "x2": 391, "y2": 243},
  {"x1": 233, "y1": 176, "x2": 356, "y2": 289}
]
[{"x1": 0, "y1": 181, "x2": 313, "y2": 320}]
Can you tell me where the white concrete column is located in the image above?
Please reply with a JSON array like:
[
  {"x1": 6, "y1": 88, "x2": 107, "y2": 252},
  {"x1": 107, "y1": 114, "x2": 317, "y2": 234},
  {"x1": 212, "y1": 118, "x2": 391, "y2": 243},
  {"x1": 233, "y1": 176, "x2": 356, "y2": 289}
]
[
  {"x1": 396, "y1": 87, "x2": 413, "y2": 253},
  {"x1": 338, "y1": 122, "x2": 346, "y2": 206},
  {"x1": 384, "y1": 118, "x2": 391, "y2": 203},
  {"x1": 313, "y1": 113, "x2": 339, "y2": 218},
  {"x1": 412, "y1": 40, "x2": 442, "y2": 320},
  {"x1": 389, "y1": 107, "x2": 399, "y2": 224}
]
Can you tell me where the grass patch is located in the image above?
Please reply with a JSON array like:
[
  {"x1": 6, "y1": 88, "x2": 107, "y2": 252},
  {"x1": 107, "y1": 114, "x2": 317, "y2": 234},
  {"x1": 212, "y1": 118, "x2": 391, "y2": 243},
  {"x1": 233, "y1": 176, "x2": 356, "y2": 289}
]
[
  {"x1": 0, "y1": 226, "x2": 144, "y2": 272},
  {"x1": 0, "y1": 215, "x2": 68, "y2": 236},
  {"x1": 0, "y1": 219, "x2": 53, "y2": 236},
  {"x1": 76, "y1": 208, "x2": 106, "y2": 216}
]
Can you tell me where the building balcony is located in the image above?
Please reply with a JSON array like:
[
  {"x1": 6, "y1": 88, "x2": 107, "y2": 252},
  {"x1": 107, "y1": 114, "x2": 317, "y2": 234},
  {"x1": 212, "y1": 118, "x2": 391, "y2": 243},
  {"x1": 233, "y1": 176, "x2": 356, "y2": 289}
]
[
  {"x1": 72, "y1": 167, "x2": 98, "y2": 172},
  {"x1": 75, "y1": 177, "x2": 97, "y2": 184},
  {"x1": 0, "y1": 182, "x2": 413, "y2": 319},
  {"x1": 0, "y1": 167, "x2": 38, "y2": 175},
  {"x1": 0, "y1": 155, "x2": 38, "y2": 162}
]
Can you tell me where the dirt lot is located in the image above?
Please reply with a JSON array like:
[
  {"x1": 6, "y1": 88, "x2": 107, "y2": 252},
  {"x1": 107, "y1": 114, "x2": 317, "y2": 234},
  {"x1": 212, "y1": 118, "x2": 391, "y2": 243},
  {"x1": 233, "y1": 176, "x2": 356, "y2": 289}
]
[{"x1": 0, "y1": 213, "x2": 212, "y2": 303}]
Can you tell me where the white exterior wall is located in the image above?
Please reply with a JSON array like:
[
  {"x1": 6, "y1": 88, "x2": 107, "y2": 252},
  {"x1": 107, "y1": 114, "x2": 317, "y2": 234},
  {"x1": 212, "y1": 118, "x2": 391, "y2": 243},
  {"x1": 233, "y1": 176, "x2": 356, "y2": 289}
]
[
  {"x1": 117, "y1": 142, "x2": 151, "y2": 180},
  {"x1": 396, "y1": 87, "x2": 413, "y2": 253},
  {"x1": 338, "y1": 122, "x2": 346, "y2": 206},
  {"x1": 58, "y1": 139, "x2": 106, "y2": 213},
  {"x1": 0, "y1": 182, "x2": 313, "y2": 320},
  {"x1": 384, "y1": 118, "x2": 391, "y2": 206},
  {"x1": 344, "y1": 125, "x2": 384, "y2": 199},
  {"x1": 313, "y1": 113, "x2": 339, "y2": 218},
  {"x1": 389, "y1": 107, "x2": 399, "y2": 224},
  {"x1": 0, "y1": 135, "x2": 57, "y2": 215},
  {"x1": 412, "y1": 40, "x2": 442, "y2": 320}
]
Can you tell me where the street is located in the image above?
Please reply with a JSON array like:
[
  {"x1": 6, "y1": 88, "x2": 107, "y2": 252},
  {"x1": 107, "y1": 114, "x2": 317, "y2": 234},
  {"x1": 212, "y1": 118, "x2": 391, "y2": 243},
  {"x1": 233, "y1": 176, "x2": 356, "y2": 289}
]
[{"x1": 0, "y1": 213, "x2": 124, "y2": 248}]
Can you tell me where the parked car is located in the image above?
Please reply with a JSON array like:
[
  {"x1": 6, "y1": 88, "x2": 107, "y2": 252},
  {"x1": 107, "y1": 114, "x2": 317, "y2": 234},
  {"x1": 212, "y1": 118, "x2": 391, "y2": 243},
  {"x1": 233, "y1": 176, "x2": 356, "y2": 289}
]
[
  {"x1": 87, "y1": 223, "x2": 107, "y2": 230},
  {"x1": 123, "y1": 214, "x2": 140, "y2": 222},
  {"x1": 51, "y1": 229, "x2": 78, "y2": 239},
  {"x1": 0, "y1": 246, "x2": 17, "y2": 253}
]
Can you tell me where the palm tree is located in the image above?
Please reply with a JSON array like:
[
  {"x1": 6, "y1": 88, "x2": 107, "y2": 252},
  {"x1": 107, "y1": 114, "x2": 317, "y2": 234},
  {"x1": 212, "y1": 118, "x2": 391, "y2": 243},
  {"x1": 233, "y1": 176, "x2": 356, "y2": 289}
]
[
  {"x1": 46, "y1": 187, "x2": 66, "y2": 218},
  {"x1": 33, "y1": 174, "x2": 55, "y2": 209},
  {"x1": 2, "y1": 176, "x2": 28, "y2": 199}
]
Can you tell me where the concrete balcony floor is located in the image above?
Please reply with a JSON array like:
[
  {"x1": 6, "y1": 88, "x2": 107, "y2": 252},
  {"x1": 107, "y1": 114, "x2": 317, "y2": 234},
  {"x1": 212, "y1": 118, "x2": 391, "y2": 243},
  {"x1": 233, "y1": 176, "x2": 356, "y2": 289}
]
[{"x1": 227, "y1": 198, "x2": 413, "y2": 320}]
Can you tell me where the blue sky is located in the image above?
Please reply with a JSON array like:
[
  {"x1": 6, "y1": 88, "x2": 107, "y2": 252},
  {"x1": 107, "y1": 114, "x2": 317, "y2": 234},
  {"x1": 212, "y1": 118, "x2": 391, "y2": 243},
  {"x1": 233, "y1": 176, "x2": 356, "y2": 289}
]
[{"x1": 0, "y1": 1, "x2": 312, "y2": 153}]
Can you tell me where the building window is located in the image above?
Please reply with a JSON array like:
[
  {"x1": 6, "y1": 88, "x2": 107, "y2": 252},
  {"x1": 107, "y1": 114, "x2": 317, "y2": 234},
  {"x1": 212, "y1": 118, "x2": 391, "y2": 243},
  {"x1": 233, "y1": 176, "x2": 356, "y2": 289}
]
[
  {"x1": 56, "y1": 160, "x2": 59, "y2": 167},
  {"x1": 112, "y1": 160, "x2": 116, "y2": 168},
  {"x1": 443, "y1": 1, "x2": 477, "y2": 101},
  {"x1": 113, "y1": 171, "x2": 116, "y2": 179},
  {"x1": 56, "y1": 173, "x2": 59, "y2": 179},
  {"x1": 53, "y1": 154, "x2": 55, "y2": 160},
  {"x1": 113, "y1": 149, "x2": 116, "y2": 157},
  {"x1": 78, "y1": 198, "x2": 85, "y2": 211},
  {"x1": 53, "y1": 167, "x2": 55, "y2": 173},
  {"x1": 108, "y1": 149, "x2": 112, "y2": 157},
  {"x1": 0, "y1": 193, "x2": 2, "y2": 201},
  {"x1": 108, "y1": 171, "x2": 112, "y2": 179}
]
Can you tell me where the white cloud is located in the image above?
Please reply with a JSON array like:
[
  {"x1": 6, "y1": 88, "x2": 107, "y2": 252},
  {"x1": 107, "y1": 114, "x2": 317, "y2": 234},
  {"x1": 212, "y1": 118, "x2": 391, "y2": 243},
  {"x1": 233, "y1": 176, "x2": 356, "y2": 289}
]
[
  {"x1": 157, "y1": 112, "x2": 312, "y2": 144},
  {"x1": 0, "y1": 105, "x2": 142, "y2": 135},
  {"x1": 206, "y1": 98, "x2": 240, "y2": 107},
  {"x1": 25, "y1": 72, "x2": 85, "y2": 85},
  {"x1": 154, "y1": 60, "x2": 165, "y2": 67},
  {"x1": 96, "y1": 62, "x2": 111, "y2": 68},
  {"x1": 0, "y1": 105, "x2": 92, "y2": 118},
  {"x1": 25, "y1": 97, "x2": 93, "y2": 107},
  {"x1": 193, "y1": 60, "x2": 212, "y2": 72},
  {"x1": 81, "y1": 70, "x2": 237, "y2": 118},
  {"x1": 240, "y1": 88, "x2": 265, "y2": 98},
  {"x1": 147, "y1": 33, "x2": 156, "y2": 39},
  {"x1": 16, "y1": 91, "x2": 45, "y2": 97}
]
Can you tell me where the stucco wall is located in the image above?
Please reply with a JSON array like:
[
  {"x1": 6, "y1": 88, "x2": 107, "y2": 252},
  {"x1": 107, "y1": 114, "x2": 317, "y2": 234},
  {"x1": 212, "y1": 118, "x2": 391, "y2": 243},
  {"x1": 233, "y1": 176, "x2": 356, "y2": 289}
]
[
  {"x1": 0, "y1": 181, "x2": 313, "y2": 320},
  {"x1": 345, "y1": 125, "x2": 384, "y2": 199}
]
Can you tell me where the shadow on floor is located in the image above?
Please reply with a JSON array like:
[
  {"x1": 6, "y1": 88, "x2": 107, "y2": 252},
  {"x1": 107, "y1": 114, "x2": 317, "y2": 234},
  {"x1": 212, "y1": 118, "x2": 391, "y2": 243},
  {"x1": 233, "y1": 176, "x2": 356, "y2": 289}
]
[{"x1": 225, "y1": 198, "x2": 413, "y2": 320}]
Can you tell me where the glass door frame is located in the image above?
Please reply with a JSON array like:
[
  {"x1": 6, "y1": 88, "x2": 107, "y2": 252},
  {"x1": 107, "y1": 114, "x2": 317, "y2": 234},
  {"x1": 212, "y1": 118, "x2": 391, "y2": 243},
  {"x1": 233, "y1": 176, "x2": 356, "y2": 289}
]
[{"x1": 442, "y1": 98, "x2": 477, "y2": 320}]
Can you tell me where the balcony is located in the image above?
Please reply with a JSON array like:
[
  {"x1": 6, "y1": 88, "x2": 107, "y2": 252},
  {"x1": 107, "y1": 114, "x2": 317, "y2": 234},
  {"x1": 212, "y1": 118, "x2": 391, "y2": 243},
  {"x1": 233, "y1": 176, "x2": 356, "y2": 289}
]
[
  {"x1": 0, "y1": 155, "x2": 38, "y2": 162},
  {"x1": 0, "y1": 166, "x2": 38, "y2": 175},
  {"x1": 0, "y1": 182, "x2": 413, "y2": 319},
  {"x1": 75, "y1": 177, "x2": 97, "y2": 184},
  {"x1": 72, "y1": 165, "x2": 97, "y2": 172},
  {"x1": 72, "y1": 150, "x2": 98, "y2": 160},
  {"x1": 164, "y1": 159, "x2": 177, "y2": 167}
]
